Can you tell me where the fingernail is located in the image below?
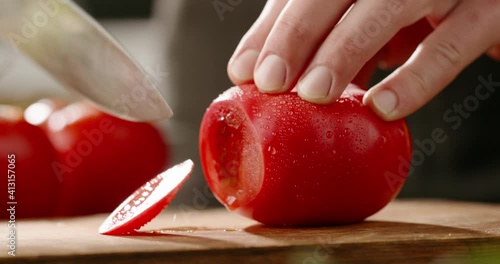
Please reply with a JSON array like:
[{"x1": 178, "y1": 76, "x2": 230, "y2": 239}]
[
  {"x1": 254, "y1": 54, "x2": 287, "y2": 92},
  {"x1": 297, "y1": 66, "x2": 333, "y2": 100},
  {"x1": 372, "y1": 89, "x2": 398, "y2": 115},
  {"x1": 230, "y1": 49, "x2": 259, "y2": 81}
]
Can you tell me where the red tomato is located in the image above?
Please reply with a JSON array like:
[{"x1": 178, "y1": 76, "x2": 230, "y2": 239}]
[
  {"x1": 46, "y1": 101, "x2": 170, "y2": 216},
  {"x1": 0, "y1": 105, "x2": 60, "y2": 219},
  {"x1": 199, "y1": 84, "x2": 412, "y2": 226},
  {"x1": 99, "y1": 160, "x2": 193, "y2": 236}
]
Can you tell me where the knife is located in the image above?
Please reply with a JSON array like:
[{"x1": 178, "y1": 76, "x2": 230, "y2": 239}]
[{"x1": 0, "y1": 0, "x2": 173, "y2": 121}]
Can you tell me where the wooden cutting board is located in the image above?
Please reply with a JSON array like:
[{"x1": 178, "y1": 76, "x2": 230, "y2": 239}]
[{"x1": 2, "y1": 199, "x2": 499, "y2": 263}]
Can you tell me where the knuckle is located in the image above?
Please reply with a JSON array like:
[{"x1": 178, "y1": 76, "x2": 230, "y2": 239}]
[
  {"x1": 336, "y1": 32, "x2": 365, "y2": 60},
  {"x1": 385, "y1": 0, "x2": 416, "y2": 16},
  {"x1": 480, "y1": 0, "x2": 500, "y2": 13},
  {"x1": 274, "y1": 14, "x2": 311, "y2": 43},
  {"x1": 464, "y1": 7, "x2": 482, "y2": 25},
  {"x1": 393, "y1": 0, "x2": 432, "y2": 27},
  {"x1": 432, "y1": 38, "x2": 462, "y2": 68},
  {"x1": 388, "y1": 0, "x2": 410, "y2": 11},
  {"x1": 479, "y1": 0, "x2": 500, "y2": 40},
  {"x1": 403, "y1": 67, "x2": 431, "y2": 98}
]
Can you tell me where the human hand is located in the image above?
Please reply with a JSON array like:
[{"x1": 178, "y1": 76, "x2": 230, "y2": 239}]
[{"x1": 227, "y1": 0, "x2": 500, "y2": 121}]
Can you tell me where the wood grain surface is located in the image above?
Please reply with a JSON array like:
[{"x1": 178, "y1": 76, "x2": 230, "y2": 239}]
[{"x1": 1, "y1": 199, "x2": 499, "y2": 263}]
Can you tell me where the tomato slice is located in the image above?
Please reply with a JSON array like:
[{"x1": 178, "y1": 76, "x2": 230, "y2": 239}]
[{"x1": 99, "y1": 160, "x2": 193, "y2": 235}]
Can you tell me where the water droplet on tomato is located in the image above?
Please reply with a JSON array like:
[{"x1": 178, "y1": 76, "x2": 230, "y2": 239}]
[
  {"x1": 326, "y1": 131, "x2": 334, "y2": 139},
  {"x1": 336, "y1": 118, "x2": 342, "y2": 123},
  {"x1": 267, "y1": 146, "x2": 277, "y2": 155},
  {"x1": 348, "y1": 118, "x2": 353, "y2": 123}
]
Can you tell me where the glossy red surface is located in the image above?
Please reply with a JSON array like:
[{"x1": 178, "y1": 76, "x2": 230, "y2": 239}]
[
  {"x1": 0, "y1": 106, "x2": 60, "y2": 218},
  {"x1": 46, "y1": 102, "x2": 170, "y2": 216},
  {"x1": 200, "y1": 84, "x2": 412, "y2": 226}
]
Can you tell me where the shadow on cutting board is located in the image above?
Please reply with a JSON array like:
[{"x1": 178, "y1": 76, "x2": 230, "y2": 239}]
[
  {"x1": 101, "y1": 220, "x2": 500, "y2": 263},
  {"x1": 244, "y1": 221, "x2": 500, "y2": 263},
  {"x1": 114, "y1": 226, "x2": 246, "y2": 248}
]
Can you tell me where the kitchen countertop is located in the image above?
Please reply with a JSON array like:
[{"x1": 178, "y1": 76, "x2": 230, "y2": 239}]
[{"x1": 2, "y1": 199, "x2": 499, "y2": 263}]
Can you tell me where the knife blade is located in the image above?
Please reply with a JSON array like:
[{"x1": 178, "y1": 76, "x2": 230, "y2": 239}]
[{"x1": 0, "y1": 0, "x2": 173, "y2": 121}]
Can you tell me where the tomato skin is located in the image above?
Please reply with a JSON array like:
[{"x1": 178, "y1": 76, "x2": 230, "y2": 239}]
[
  {"x1": 200, "y1": 84, "x2": 412, "y2": 226},
  {"x1": 99, "y1": 160, "x2": 193, "y2": 236},
  {"x1": 0, "y1": 106, "x2": 60, "y2": 219},
  {"x1": 47, "y1": 101, "x2": 170, "y2": 216}
]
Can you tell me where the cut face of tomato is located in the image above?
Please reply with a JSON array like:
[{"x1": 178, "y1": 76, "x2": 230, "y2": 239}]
[
  {"x1": 201, "y1": 94, "x2": 264, "y2": 210},
  {"x1": 99, "y1": 160, "x2": 193, "y2": 235}
]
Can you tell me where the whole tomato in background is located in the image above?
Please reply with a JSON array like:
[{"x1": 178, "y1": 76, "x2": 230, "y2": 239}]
[
  {"x1": 0, "y1": 105, "x2": 60, "y2": 219},
  {"x1": 200, "y1": 84, "x2": 412, "y2": 226},
  {"x1": 42, "y1": 101, "x2": 170, "y2": 216}
]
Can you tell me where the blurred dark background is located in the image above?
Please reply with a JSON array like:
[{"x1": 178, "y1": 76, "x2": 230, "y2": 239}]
[
  {"x1": 76, "y1": 0, "x2": 154, "y2": 18},
  {"x1": 75, "y1": 0, "x2": 500, "y2": 206}
]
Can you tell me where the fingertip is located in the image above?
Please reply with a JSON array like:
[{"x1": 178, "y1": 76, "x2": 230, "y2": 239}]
[
  {"x1": 297, "y1": 90, "x2": 341, "y2": 105},
  {"x1": 254, "y1": 54, "x2": 288, "y2": 93},
  {"x1": 228, "y1": 49, "x2": 260, "y2": 84},
  {"x1": 363, "y1": 87, "x2": 401, "y2": 121},
  {"x1": 296, "y1": 67, "x2": 358, "y2": 105},
  {"x1": 297, "y1": 66, "x2": 333, "y2": 103}
]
